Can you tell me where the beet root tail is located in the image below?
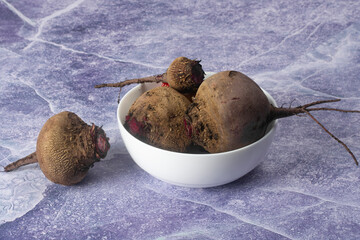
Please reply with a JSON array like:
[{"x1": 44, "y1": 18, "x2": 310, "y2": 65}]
[
  {"x1": 4, "y1": 152, "x2": 38, "y2": 172},
  {"x1": 94, "y1": 73, "x2": 166, "y2": 89},
  {"x1": 269, "y1": 99, "x2": 360, "y2": 166}
]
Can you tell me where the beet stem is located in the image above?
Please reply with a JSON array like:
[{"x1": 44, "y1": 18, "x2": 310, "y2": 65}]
[
  {"x1": 94, "y1": 73, "x2": 166, "y2": 89},
  {"x1": 299, "y1": 99, "x2": 341, "y2": 108},
  {"x1": 270, "y1": 99, "x2": 359, "y2": 166},
  {"x1": 270, "y1": 99, "x2": 360, "y2": 121},
  {"x1": 4, "y1": 152, "x2": 38, "y2": 172},
  {"x1": 304, "y1": 110, "x2": 359, "y2": 166},
  {"x1": 306, "y1": 108, "x2": 360, "y2": 113},
  {"x1": 269, "y1": 105, "x2": 304, "y2": 120}
]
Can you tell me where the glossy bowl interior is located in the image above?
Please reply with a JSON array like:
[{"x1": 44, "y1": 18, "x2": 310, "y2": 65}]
[{"x1": 117, "y1": 77, "x2": 278, "y2": 188}]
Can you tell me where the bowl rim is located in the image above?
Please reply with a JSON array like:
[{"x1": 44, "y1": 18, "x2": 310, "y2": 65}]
[{"x1": 117, "y1": 81, "x2": 278, "y2": 157}]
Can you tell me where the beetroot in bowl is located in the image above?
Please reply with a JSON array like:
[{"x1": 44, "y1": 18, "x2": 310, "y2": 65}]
[{"x1": 117, "y1": 78, "x2": 277, "y2": 188}]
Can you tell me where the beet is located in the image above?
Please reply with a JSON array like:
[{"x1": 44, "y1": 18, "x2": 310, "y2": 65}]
[
  {"x1": 125, "y1": 86, "x2": 191, "y2": 152},
  {"x1": 4, "y1": 111, "x2": 110, "y2": 185},
  {"x1": 95, "y1": 57, "x2": 205, "y2": 96},
  {"x1": 165, "y1": 56, "x2": 205, "y2": 92},
  {"x1": 185, "y1": 71, "x2": 360, "y2": 165},
  {"x1": 186, "y1": 71, "x2": 270, "y2": 152}
]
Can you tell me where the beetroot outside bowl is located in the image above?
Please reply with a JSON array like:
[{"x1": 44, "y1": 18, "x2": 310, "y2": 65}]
[{"x1": 117, "y1": 76, "x2": 278, "y2": 188}]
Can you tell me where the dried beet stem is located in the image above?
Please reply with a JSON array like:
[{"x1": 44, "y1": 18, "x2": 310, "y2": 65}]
[
  {"x1": 300, "y1": 99, "x2": 341, "y2": 108},
  {"x1": 4, "y1": 152, "x2": 38, "y2": 172},
  {"x1": 95, "y1": 73, "x2": 165, "y2": 89},
  {"x1": 304, "y1": 110, "x2": 359, "y2": 166},
  {"x1": 95, "y1": 74, "x2": 165, "y2": 103},
  {"x1": 305, "y1": 107, "x2": 360, "y2": 113},
  {"x1": 269, "y1": 99, "x2": 360, "y2": 121},
  {"x1": 269, "y1": 99, "x2": 360, "y2": 165}
]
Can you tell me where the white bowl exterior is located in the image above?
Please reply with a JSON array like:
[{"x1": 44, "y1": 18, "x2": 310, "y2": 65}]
[{"x1": 118, "y1": 81, "x2": 277, "y2": 188}]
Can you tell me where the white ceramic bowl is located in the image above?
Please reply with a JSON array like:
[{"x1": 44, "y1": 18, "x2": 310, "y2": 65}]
[{"x1": 117, "y1": 75, "x2": 278, "y2": 188}]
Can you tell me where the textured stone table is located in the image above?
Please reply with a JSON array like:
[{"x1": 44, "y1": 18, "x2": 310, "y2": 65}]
[{"x1": 1, "y1": 0, "x2": 360, "y2": 239}]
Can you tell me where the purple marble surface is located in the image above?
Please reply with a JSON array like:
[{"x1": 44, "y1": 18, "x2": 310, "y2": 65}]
[{"x1": 1, "y1": 0, "x2": 360, "y2": 239}]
